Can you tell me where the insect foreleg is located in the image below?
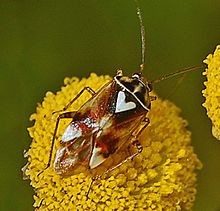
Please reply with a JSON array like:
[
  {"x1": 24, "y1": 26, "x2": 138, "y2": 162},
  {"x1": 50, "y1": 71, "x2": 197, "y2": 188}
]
[
  {"x1": 53, "y1": 87, "x2": 96, "y2": 115},
  {"x1": 136, "y1": 117, "x2": 150, "y2": 137},
  {"x1": 46, "y1": 111, "x2": 76, "y2": 169}
]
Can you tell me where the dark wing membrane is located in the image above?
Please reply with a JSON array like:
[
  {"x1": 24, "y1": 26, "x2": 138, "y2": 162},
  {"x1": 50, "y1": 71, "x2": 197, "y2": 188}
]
[
  {"x1": 89, "y1": 130, "x2": 140, "y2": 178},
  {"x1": 89, "y1": 113, "x2": 145, "y2": 170}
]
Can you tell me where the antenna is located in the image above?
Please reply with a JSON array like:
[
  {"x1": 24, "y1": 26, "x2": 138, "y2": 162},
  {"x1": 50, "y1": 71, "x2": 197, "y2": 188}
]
[
  {"x1": 134, "y1": 0, "x2": 146, "y2": 73},
  {"x1": 150, "y1": 65, "x2": 204, "y2": 84}
]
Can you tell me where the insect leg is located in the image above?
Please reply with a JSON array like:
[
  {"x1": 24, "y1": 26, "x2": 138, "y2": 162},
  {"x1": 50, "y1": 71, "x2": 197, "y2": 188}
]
[
  {"x1": 46, "y1": 111, "x2": 76, "y2": 169},
  {"x1": 87, "y1": 118, "x2": 150, "y2": 197},
  {"x1": 99, "y1": 118, "x2": 150, "y2": 177},
  {"x1": 53, "y1": 87, "x2": 96, "y2": 114},
  {"x1": 137, "y1": 117, "x2": 150, "y2": 135},
  {"x1": 150, "y1": 95, "x2": 156, "y2": 102},
  {"x1": 86, "y1": 175, "x2": 99, "y2": 199},
  {"x1": 64, "y1": 87, "x2": 96, "y2": 110},
  {"x1": 102, "y1": 139, "x2": 143, "y2": 177}
]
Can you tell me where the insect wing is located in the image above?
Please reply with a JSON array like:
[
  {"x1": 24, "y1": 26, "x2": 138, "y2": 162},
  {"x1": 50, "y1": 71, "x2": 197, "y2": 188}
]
[
  {"x1": 54, "y1": 133, "x2": 94, "y2": 176},
  {"x1": 89, "y1": 110, "x2": 146, "y2": 170},
  {"x1": 72, "y1": 81, "x2": 115, "y2": 122},
  {"x1": 54, "y1": 81, "x2": 116, "y2": 175},
  {"x1": 54, "y1": 78, "x2": 148, "y2": 175}
]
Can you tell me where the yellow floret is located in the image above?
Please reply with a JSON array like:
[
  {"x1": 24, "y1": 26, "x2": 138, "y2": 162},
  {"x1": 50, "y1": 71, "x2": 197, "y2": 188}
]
[
  {"x1": 24, "y1": 73, "x2": 201, "y2": 210},
  {"x1": 203, "y1": 45, "x2": 220, "y2": 140}
]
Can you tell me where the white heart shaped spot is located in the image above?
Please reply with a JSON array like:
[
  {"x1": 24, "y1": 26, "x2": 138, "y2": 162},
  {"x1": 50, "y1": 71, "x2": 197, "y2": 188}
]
[{"x1": 115, "y1": 91, "x2": 136, "y2": 113}]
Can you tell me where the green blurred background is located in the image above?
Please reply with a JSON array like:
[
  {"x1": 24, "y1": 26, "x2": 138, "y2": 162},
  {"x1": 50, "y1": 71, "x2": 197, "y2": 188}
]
[{"x1": 0, "y1": 0, "x2": 220, "y2": 210}]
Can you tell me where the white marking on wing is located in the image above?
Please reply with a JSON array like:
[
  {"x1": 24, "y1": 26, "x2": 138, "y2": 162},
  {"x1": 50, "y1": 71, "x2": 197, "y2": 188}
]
[
  {"x1": 54, "y1": 147, "x2": 65, "y2": 166},
  {"x1": 61, "y1": 123, "x2": 82, "y2": 142},
  {"x1": 54, "y1": 146, "x2": 78, "y2": 174},
  {"x1": 115, "y1": 91, "x2": 136, "y2": 113},
  {"x1": 89, "y1": 146, "x2": 105, "y2": 169},
  {"x1": 92, "y1": 116, "x2": 111, "y2": 136}
]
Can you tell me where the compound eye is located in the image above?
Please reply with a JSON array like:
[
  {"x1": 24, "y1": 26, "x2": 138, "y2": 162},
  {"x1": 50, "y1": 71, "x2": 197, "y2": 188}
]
[
  {"x1": 116, "y1": 69, "x2": 123, "y2": 76},
  {"x1": 132, "y1": 72, "x2": 141, "y2": 79}
]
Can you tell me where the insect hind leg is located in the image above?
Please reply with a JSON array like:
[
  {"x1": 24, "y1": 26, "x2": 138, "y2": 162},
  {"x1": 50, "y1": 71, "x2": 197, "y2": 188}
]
[
  {"x1": 105, "y1": 138, "x2": 143, "y2": 175},
  {"x1": 53, "y1": 86, "x2": 96, "y2": 115},
  {"x1": 48, "y1": 112, "x2": 77, "y2": 168},
  {"x1": 101, "y1": 118, "x2": 150, "y2": 174},
  {"x1": 86, "y1": 118, "x2": 149, "y2": 198},
  {"x1": 37, "y1": 111, "x2": 76, "y2": 177}
]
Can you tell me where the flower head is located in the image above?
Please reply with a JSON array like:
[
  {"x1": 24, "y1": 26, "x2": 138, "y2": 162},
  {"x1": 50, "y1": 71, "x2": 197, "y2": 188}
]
[
  {"x1": 203, "y1": 45, "x2": 220, "y2": 140},
  {"x1": 23, "y1": 73, "x2": 201, "y2": 210}
]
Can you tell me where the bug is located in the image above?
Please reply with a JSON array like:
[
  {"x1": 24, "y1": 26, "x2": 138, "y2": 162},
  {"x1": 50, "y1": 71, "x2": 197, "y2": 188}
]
[{"x1": 44, "y1": 1, "x2": 201, "y2": 192}]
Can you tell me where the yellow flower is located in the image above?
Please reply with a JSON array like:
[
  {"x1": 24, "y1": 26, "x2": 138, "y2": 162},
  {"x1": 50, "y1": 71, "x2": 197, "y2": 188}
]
[
  {"x1": 203, "y1": 45, "x2": 220, "y2": 140},
  {"x1": 23, "y1": 73, "x2": 202, "y2": 210}
]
